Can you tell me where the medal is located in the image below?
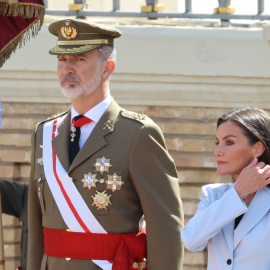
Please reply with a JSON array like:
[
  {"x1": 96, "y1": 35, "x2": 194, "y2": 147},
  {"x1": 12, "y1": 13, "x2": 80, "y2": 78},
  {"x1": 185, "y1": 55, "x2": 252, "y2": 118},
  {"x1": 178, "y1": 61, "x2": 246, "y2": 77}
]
[
  {"x1": 70, "y1": 126, "x2": 76, "y2": 142},
  {"x1": 92, "y1": 191, "x2": 111, "y2": 210},
  {"x1": 93, "y1": 156, "x2": 112, "y2": 175},
  {"x1": 81, "y1": 172, "x2": 98, "y2": 190},
  {"x1": 106, "y1": 173, "x2": 124, "y2": 192},
  {"x1": 37, "y1": 158, "x2": 43, "y2": 165}
]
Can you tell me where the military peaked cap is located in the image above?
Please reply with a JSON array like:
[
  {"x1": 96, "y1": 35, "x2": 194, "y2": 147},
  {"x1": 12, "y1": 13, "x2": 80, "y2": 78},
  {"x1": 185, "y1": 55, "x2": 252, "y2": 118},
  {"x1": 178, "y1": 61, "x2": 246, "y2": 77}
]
[{"x1": 49, "y1": 19, "x2": 121, "y2": 55}]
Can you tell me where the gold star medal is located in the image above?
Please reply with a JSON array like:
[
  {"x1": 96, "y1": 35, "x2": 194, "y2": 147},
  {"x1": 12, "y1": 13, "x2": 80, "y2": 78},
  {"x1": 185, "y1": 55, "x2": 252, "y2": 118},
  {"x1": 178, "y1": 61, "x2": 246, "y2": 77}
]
[
  {"x1": 92, "y1": 191, "x2": 111, "y2": 210},
  {"x1": 93, "y1": 156, "x2": 112, "y2": 175},
  {"x1": 81, "y1": 172, "x2": 98, "y2": 190},
  {"x1": 106, "y1": 173, "x2": 124, "y2": 192}
]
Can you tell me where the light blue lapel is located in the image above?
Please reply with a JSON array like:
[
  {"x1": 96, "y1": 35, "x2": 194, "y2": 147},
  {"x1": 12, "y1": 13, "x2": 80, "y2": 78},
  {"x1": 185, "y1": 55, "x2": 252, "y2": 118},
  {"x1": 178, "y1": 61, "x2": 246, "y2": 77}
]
[
  {"x1": 220, "y1": 186, "x2": 235, "y2": 252},
  {"x1": 223, "y1": 220, "x2": 234, "y2": 252},
  {"x1": 233, "y1": 187, "x2": 270, "y2": 249}
]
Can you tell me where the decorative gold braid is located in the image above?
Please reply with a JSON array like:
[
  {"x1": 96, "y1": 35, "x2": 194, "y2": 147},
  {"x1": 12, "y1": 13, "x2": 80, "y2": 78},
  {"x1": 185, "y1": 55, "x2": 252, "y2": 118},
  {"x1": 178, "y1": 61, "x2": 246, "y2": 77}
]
[{"x1": 51, "y1": 44, "x2": 100, "y2": 54}]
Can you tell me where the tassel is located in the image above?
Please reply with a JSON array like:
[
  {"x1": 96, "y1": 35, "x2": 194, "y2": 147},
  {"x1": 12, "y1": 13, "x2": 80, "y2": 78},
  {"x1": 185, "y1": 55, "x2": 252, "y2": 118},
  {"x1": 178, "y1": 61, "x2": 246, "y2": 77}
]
[
  {"x1": 0, "y1": 5, "x2": 45, "y2": 68},
  {"x1": 8, "y1": 0, "x2": 18, "y2": 4}
]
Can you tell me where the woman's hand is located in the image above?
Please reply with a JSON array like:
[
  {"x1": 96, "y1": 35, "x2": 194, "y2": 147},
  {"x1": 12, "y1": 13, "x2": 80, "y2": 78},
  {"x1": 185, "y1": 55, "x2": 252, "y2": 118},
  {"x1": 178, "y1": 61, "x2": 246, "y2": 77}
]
[{"x1": 234, "y1": 158, "x2": 270, "y2": 200}]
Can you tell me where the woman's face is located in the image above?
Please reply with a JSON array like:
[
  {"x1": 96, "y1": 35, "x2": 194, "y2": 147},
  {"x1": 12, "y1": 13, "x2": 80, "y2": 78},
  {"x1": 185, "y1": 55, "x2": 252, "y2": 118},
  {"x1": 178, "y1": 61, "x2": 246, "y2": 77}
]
[{"x1": 214, "y1": 120, "x2": 258, "y2": 180}]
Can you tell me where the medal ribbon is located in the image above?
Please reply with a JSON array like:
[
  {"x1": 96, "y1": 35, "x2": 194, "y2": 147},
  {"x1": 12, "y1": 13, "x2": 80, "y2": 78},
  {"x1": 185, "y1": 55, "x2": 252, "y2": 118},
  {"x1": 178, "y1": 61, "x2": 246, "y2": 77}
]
[{"x1": 43, "y1": 115, "x2": 112, "y2": 270}]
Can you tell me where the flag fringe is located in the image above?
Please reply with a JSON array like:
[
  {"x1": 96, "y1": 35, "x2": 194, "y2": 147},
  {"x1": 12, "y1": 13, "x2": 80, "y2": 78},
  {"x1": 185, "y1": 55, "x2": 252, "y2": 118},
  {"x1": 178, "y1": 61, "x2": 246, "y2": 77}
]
[
  {"x1": 0, "y1": 2, "x2": 44, "y2": 21},
  {"x1": 0, "y1": 2, "x2": 45, "y2": 68}
]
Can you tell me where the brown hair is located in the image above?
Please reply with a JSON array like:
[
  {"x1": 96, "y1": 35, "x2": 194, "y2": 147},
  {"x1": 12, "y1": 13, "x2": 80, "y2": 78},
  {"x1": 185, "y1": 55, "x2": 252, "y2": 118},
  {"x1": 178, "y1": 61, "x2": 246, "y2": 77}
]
[{"x1": 217, "y1": 107, "x2": 270, "y2": 164}]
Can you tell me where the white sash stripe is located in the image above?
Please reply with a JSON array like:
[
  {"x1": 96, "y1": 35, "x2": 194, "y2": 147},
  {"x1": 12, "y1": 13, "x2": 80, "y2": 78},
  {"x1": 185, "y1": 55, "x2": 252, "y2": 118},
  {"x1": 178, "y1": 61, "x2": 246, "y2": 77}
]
[{"x1": 43, "y1": 115, "x2": 112, "y2": 270}]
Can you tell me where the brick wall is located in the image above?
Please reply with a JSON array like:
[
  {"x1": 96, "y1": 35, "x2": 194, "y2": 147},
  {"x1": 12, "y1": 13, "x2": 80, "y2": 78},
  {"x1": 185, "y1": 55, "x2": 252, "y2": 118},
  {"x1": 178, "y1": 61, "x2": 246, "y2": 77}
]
[{"x1": 0, "y1": 101, "x2": 236, "y2": 269}]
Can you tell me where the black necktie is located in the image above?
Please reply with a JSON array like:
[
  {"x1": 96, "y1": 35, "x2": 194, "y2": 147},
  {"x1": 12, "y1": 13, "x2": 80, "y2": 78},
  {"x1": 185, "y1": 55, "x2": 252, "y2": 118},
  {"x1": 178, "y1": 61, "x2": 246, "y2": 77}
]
[{"x1": 69, "y1": 115, "x2": 91, "y2": 164}]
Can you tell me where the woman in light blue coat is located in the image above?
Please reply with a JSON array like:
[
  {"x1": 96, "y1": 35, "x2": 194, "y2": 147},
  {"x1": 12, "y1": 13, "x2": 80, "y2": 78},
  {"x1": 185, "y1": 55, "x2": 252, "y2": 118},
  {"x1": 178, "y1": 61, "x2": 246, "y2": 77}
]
[{"x1": 181, "y1": 108, "x2": 270, "y2": 270}]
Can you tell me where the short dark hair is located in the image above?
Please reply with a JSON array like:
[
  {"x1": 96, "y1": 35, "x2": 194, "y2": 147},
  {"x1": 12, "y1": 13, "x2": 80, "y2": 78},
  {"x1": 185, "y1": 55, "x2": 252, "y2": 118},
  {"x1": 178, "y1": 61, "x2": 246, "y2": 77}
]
[{"x1": 217, "y1": 107, "x2": 270, "y2": 164}]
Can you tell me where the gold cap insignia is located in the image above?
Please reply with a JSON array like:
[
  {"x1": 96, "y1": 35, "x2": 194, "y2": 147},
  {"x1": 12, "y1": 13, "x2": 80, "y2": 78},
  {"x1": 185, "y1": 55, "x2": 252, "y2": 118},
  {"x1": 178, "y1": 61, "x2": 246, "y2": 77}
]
[
  {"x1": 61, "y1": 21, "x2": 78, "y2": 40},
  {"x1": 106, "y1": 173, "x2": 124, "y2": 192},
  {"x1": 92, "y1": 191, "x2": 111, "y2": 210}
]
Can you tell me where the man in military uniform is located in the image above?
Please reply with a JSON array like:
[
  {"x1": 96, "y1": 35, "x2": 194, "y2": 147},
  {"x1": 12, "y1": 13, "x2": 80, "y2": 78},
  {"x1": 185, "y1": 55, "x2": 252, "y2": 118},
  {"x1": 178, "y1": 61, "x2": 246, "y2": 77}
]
[
  {"x1": 28, "y1": 19, "x2": 184, "y2": 270},
  {"x1": 0, "y1": 180, "x2": 28, "y2": 270}
]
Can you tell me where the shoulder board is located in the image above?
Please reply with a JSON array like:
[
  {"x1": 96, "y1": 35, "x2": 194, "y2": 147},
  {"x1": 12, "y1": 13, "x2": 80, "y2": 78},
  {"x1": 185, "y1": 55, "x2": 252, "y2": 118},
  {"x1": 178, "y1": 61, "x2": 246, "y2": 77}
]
[
  {"x1": 121, "y1": 110, "x2": 147, "y2": 122},
  {"x1": 46, "y1": 111, "x2": 68, "y2": 121},
  {"x1": 35, "y1": 111, "x2": 69, "y2": 132}
]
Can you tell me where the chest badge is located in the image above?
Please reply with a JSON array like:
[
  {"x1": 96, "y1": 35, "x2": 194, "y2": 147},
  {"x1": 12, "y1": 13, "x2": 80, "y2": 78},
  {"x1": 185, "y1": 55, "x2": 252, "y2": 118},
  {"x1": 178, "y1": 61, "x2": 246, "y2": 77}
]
[
  {"x1": 106, "y1": 173, "x2": 124, "y2": 192},
  {"x1": 81, "y1": 172, "x2": 98, "y2": 190},
  {"x1": 93, "y1": 156, "x2": 112, "y2": 175},
  {"x1": 37, "y1": 158, "x2": 43, "y2": 166},
  {"x1": 92, "y1": 191, "x2": 111, "y2": 210}
]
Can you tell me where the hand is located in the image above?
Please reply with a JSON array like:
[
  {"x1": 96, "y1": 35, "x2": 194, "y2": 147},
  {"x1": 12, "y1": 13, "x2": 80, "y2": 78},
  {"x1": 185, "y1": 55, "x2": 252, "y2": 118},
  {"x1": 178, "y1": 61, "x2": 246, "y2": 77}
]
[{"x1": 234, "y1": 158, "x2": 270, "y2": 200}]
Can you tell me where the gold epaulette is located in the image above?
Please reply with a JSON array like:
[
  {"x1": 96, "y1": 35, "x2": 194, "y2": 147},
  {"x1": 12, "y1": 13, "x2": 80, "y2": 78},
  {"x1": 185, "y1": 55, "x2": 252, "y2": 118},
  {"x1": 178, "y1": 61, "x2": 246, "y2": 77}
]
[
  {"x1": 35, "y1": 111, "x2": 69, "y2": 132},
  {"x1": 46, "y1": 111, "x2": 67, "y2": 121},
  {"x1": 121, "y1": 110, "x2": 147, "y2": 122}
]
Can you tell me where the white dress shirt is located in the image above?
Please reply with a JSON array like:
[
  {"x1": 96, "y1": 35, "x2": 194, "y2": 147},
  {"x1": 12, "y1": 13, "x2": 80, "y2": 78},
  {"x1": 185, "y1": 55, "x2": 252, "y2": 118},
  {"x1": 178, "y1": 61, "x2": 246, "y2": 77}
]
[{"x1": 70, "y1": 94, "x2": 112, "y2": 149}]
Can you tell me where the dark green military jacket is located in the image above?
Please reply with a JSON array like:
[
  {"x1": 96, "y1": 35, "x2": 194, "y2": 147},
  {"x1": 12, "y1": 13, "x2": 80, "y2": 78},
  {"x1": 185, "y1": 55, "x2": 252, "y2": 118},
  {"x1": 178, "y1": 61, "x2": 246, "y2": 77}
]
[
  {"x1": 28, "y1": 98, "x2": 184, "y2": 270},
  {"x1": 0, "y1": 179, "x2": 28, "y2": 270}
]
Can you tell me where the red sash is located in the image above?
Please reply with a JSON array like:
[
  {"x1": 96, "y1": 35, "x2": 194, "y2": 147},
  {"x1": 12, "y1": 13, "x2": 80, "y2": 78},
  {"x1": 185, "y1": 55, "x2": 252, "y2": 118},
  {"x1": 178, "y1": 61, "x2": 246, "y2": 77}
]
[{"x1": 43, "y1": 227, "x2": 147, "y2": 270}]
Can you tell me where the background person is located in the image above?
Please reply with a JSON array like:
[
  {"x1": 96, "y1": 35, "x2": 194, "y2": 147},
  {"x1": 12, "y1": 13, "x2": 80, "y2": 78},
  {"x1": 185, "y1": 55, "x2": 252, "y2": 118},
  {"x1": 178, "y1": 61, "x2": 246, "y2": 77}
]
[
  {"x1": 181, "y1": 107, "x2": 270, "y2": 270},
  {"x1": 0, "y1": 179, "x2": 28, "y2": 270}
]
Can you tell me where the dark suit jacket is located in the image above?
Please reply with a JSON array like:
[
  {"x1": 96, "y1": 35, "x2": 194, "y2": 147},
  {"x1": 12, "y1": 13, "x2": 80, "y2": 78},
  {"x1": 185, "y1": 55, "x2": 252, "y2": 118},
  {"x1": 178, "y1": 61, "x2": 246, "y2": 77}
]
[
  {"x1": 0, "y1": 179, "x2": 28, "y2": 270},
  {"x1": 28, "y1": 98, "x2": 184, "y2": 270}
]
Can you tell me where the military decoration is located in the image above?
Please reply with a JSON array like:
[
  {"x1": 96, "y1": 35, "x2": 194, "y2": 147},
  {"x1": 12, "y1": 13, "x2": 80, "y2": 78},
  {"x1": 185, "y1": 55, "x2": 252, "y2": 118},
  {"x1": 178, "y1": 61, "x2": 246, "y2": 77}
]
[
  {"x1": 37, "y1": 158, "x2": 43, "y2": 166},
  {"x1": 81, "y1": 172, "x2": 98, "y2": 190},
  {"x1": 103, "y1": 120, "x2": 112, "y2": 130},
  {"x1": 38, "y1": 187, "x2": 42, "y2": 200},
  {"x1": 132, "y1": 262, "x2": 147, "y2": 270},
  {"x1": 93, "y1": 156, "x2": 112, "y2": 175},
  {"x1": 92, "y1": 191, "x2": 111, "y2": 210},
  {"x1": 70, "y1": 126, "x2": 76, "y2": 142},
  {"x1": 61, "y1": 20, "x2": 78, "y2": 40},
  {"x1": 106, "y1": 173, "x2": 124, "y2": 192}
]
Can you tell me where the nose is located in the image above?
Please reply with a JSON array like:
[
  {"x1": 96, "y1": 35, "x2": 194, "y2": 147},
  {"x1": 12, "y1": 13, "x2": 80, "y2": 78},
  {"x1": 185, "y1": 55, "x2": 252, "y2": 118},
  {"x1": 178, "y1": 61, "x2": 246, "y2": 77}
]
[
  {"x1": 58, "y1": 61, "x2": 75, "y2": 76},
  {"x1": 214, "y1": 144, "x2": 223, "y2": 157}
]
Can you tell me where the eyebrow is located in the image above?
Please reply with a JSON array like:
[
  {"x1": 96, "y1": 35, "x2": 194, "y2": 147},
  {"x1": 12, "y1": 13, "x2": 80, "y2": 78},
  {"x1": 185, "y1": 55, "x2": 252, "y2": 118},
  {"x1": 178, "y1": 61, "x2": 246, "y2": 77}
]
[{"x1": 216, "y1": 135, "x2": 237, "y2": 140}]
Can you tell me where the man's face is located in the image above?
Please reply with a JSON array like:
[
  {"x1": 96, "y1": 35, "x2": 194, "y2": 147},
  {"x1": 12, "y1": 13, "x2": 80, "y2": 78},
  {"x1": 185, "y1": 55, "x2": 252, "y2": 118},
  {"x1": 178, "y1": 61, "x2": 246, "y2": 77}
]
[{"x1": 57, "y1": 49, "x2": 104, "y2": 100}]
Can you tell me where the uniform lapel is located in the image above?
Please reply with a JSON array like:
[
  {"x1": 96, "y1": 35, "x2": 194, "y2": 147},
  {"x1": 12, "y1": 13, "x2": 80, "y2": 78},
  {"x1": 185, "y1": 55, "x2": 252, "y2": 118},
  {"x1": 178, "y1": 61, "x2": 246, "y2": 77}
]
[
  {"x1": 233, "y1": 187, "x2": 270, "y2": 249},
  {"x1": 68, "y1": 98, "x2": 121, "y2": 173},
  {"x1": 52, "y1": 111, "x2": 71, "y2": 172}
]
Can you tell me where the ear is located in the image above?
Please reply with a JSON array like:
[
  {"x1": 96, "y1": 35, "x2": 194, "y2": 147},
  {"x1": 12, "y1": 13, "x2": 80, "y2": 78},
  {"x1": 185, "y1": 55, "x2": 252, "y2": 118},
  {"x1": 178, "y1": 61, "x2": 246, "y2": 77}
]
[
  {"x1": 102, "y1": 59, "x2": 115, "y2": 80},
  {"x1": 253, "y1": 141, "x2": 265, "y2": 158}
]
